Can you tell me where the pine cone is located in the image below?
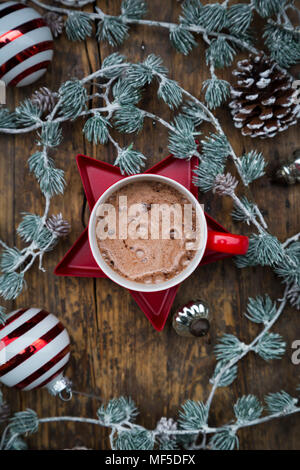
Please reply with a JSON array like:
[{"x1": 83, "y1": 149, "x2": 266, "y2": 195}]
[
  {"x1": 31, "y1": 87, "x2": 57, "y2": 114},
  {"x1": 156, "y1": 417, "x2": 177, "y2": 434},
  {"x1": 287, "y1": 283, "x2": 300, "y2": 310},
  {"x1": 213, "y1": 173, "x2": 238, "y2": 195},
  {"x1": 230, "y1": 54, "x2": 299, "y2": 138},
  {"x1": 45, "y1": 214, "x2": 71, "y2": 237},
  {"x1": 43, "y1": 12, "x2": 64, "y2": 38}
]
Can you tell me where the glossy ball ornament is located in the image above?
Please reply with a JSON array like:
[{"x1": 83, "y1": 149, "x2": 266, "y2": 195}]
[
  {"x1": 0, "y1": 1, "x2": 54, "y2": 87},
  {"x1": 0, "y1": 308, "x2": 71, "y2": 398},
  {"x1": 172, "y1": 300, "x2": 210, "y2": 337},
  {"x1": 274, "y1": 149, "x2": 300, "y2": 185}
]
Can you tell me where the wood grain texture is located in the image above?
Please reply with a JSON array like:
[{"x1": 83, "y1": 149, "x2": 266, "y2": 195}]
[{"x1": 1, "y1": 0, "x2": 299, "y2": 450}]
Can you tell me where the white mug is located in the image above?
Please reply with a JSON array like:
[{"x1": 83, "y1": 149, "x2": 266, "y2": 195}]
[{"x1": 88, "y1": 174, "x2": 248, "y2": 292}]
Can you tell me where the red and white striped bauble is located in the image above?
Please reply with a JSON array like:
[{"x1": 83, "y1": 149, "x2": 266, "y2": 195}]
[
  {"x1": 0, "y1": 308, "x2": 71, "y2": 396},
  {"x1": 0, "y1": 1, "x2": 54, "y2": 87}
]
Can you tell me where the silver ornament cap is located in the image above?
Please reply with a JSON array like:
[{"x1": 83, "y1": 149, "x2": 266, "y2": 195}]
[
  {"x1": 46, "y1": 373, "x2": 72, "y2": 401},
  {"x1": 172, "y1": 300, "x2": 210, "y2": 337}
]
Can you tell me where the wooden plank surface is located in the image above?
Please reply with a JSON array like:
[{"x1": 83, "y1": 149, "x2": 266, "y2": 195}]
[{"x1": 1, "y1": 0, "x2": 299, "y2": 450}]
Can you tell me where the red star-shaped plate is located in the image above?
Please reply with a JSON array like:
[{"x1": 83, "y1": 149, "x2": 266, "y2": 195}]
[{"x1": 54, "y1": 154, "x2": 233, "y2": 331}]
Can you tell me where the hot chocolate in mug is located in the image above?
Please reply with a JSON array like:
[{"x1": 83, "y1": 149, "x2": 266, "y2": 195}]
[{"x1": 88, "y1": 174, "x2": 249, "y2": 292}]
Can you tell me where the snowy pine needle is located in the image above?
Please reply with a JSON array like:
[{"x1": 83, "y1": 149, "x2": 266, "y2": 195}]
[
  {"x1": 114, "y1": 145, "x2": 146, "y2": 175},
  {"x1": 97, "y1": 17, "x2": 129, "y2": 47},
  {"x1": 97, "y1": 397, "x2": 138, "y2": 425},
  {"x1": 15, "y1": 100, "x2": 42, "y2": 126},
  {"x1": 65, "y1": 12, "x2": 92, "y2": 41},
  {"x1": 265, "y1": 391, "x2": 298, "y2": 414},
  {"x1": 38, "y1": 122, "x2": 62, "y2": 148},
  {"x1": 113, "y1": 79, "x2": 142, "y2": 105},
  {"x1": 168, "y1": 115, "x2": 198, "y2": 159},
  {"x1": 227, "y1": 4, "x2": 253, "y2": 34},
  {"x1": 158, "y1": 78, "x2": 183, "y2": 109},
  {"x1": 214, "y1": 334, "x2": 246, "y2": 362},
  {"x1": 83, "y1": 113, "x2": 110, "y2": 144},
  {"x1": 101, "y1": 53, "x2": 127, "y2": 79},
  {"x1": 203, "y1": 78, "x2": 230, "y2": 109},
  {"x1": 237, "y1": 234, "x2": 285, "y2": 267},
  {"x1": 234, "y1": 395, "x2": 263, "y2": 423},
  {"x1": 274, "y1": 242, "x2": 300, "y2": 286},
  {"x1": 206, "y1": 38, "x2": 236, "y2": 69},
  {"x1": 59, "y1": 79, "x2": 87, "y2": 119},
  {"x1": 10, "y1": 410, "x2": 39, "y2": 435},
  {"x1": 169, "y1": 25, "x2": 197, "y2": 56},
  {"x1": 254, "y1": 332, "x2": 286, "y2": 361},
  {"x1": 0, "y1": 108, "x2": 16, "y2": 129},
  {"x1": 254, "y1": 0, "x2": 284, "y2": 18},
  {"x1": 113, "y1": 106, "x2": 144, "y2": 134},
  {"x1": 179, "y1": 400, "x2": 208, "y2": 430},
  {"x1": 0, "y1": 247, "x2": 23, "y2": 273},
  {"x1": 113, "y1": 428, "x2": 154, "y2": 450},
  {"x1": 245, "y1": 295, "x2": 277, "y2": 325},
  {"x1": 0, "y1": 273, "x2": 25, "y2": 300},
  {"x1": 198, "y1": 4, "x2": 227, "y2": 32},
  {"x1": 193, "y1": 160, "x2": 224, "y2": 192},
  {"x1": 232, "y1": 196, "x2": 256, "y2": 225},
  {"x1": 121, "y1": 0, "x2": 147, "y2": 20},
  {"x1": 240, "y1": 151, "x2": 267, "y2": 186},
  {"x1": 210, "y1": 360, "x2": 238, "y2": 388},
  {"x1": 210, "y1": 429, "x2": 239, "y2": 450}
]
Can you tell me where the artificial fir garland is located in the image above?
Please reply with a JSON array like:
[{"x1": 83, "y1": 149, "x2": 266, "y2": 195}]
[
  {"x1": 26, "y1": 0, "x2": 300, "y2": 110},
  {"x1": 0, "y1": 0, "x2": 299, "y2": 450},
  {"x1": 0, "y1": 51, "x2": 299, "y2": 450}
]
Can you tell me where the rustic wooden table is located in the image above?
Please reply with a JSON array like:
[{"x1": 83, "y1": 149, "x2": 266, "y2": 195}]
[{"x1": 1, "y1": 0, "x2": 299, "y2": 450}]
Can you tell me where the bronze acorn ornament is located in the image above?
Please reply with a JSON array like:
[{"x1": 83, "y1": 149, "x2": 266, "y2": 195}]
[{"x1": 172, "y1": 300, "x2": 210, "y2": 337}]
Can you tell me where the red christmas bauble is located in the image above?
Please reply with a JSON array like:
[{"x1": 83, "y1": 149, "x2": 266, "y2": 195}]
[
  {"x1": 0, "y1": 1, "x2": 54, "y2": 87},
  {"x1": 0, "y1": 308, "x2": 71, "y2": 396}
]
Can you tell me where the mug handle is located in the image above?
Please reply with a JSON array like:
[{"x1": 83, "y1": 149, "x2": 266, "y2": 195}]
[{"x1": 206, "y1": 230, "x2": 249, "y2": 255}]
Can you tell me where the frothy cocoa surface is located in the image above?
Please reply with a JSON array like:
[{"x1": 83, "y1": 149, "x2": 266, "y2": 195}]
[{"x1": 95, "y1": 180, "x2": 199, "y2": 284}]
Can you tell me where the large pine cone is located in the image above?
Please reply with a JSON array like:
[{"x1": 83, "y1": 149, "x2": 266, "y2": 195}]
[{"x1": 230, "y1": 54, "x2": 299, "y2": 138}]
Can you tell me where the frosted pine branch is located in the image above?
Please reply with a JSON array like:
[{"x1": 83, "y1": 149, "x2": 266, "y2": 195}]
[
  {"x1": 2, "y1": 388, "x2": 299, "y2": 450},
  {"x1": 29, "y1": 0, "x2": 300, "y2": 79}
]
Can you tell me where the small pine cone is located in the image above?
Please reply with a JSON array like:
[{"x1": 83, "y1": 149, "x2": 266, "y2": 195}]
[
  {"x1": 43, "y1": 12, "x2": 64, "y2": 38},
  {"x1": 230, "y1": 54, "x2": 299, "y2": 139},
  {"x1": 0, "y1": 402, "x2": 10, "y2": 423},
  {"x1": 45, "y1": 214, "x2": 71, "y2": 237},
  {"x1": 287, "y1": 283, "x2": 300, "y2": 310},
  {"x1": 31, "y1": 87, "x2": 57, "y2": 114},
  {"x1": 213, "y1": 173, "x2": 238, "y2": 195},
  {"x1": 156, "y1": 417, "x2": 177, "y2": 434}
]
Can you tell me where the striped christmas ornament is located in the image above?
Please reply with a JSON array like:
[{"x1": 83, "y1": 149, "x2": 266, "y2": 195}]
[
  {"x1": 0, "y1": 1, "x2": 54, "y2": 87},
  {"x1": 0, "y1": 308, "x2": 71, "y2": 397}
]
